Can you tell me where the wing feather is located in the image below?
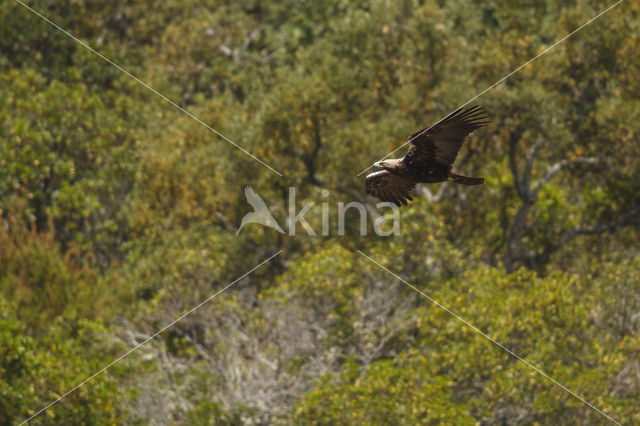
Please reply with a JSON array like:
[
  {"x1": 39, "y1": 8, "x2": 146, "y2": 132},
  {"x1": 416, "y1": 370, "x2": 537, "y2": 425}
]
[
  {"x1": 245, "y1": 186, "x2": 270, "y2": 212},
  {"x1": 365, "y1": 170, "x2": 416, "y2": 206},
  {"x1": 403, "y1": 105, "x2": 490, "y2": 169}
]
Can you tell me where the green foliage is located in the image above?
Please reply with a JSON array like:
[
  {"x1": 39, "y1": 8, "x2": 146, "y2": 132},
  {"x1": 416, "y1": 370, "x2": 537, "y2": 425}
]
[
  {"x1": 1, "y1": 0, "x2": 639, "y2": 424},
  {"x1": 0, "y1": 297, "x2": 124, "y2": 425},
  {"x1": 292, "y1": 263, "x2": 640, "y2": 424},
  {"x1": 0, "y1": 68, "x2": 140, "y2": 261}
]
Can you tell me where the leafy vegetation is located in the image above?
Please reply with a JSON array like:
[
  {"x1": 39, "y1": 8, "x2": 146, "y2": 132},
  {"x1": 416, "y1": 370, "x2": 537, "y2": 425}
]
[{"x1": 1, "y1": 0, "x2": 639, "y2": 424}]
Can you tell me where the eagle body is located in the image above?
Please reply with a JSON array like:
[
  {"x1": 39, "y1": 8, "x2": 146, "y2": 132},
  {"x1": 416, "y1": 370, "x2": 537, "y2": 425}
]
[{"x1": 365, "y1": 105, "x2": 489, "y2": 206}]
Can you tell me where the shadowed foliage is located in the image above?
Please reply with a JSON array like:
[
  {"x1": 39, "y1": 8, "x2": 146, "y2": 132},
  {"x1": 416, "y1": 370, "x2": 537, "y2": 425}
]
[{"x1": 1, "y1": 0, "x2": 639, "y2": 424}]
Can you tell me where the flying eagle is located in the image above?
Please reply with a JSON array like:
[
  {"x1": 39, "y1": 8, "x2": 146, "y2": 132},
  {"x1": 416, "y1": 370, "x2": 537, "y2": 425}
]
[{"x1": 365, "y1": 105, "x2": 490, "y2": 206}]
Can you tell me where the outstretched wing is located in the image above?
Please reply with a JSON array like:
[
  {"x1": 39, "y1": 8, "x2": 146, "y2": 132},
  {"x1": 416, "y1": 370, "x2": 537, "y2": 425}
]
[
  {"x1": 365, "y1": 170, "x2": 416, "y2": 206},
  {"x1": 403, "y1": 105, "x2": 490, "y2": 170},
  {"x1": 244, "y1": 186, "x2": 270, "y2": 212}
]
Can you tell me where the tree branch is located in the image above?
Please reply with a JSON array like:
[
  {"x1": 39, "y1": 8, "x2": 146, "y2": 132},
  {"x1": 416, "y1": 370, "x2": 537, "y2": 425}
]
[
  {"x1": 564, "y1": 206, "x2": 640, "y2": 241},
  {"x1": 531, "y1": 205, "x2": 640, "y2": 267},
  {"x1": 505, "y1": 128, "x2": 602, "y2": 271},
  {"x1": 532, "y1": 156, "x2": 599, "y2": 195},
  {"x1": 508, "y1": 129, "x2": 526, "y2": 201},
  {"x1": 219, "y1": 26, "x2": 263, "y2": 64},
  {"x1": 522, "y1": 135, "x2": 544, "y2": 194},
  {"x1": 419, "y1": 182, "x2": 453, "y2": 203}
]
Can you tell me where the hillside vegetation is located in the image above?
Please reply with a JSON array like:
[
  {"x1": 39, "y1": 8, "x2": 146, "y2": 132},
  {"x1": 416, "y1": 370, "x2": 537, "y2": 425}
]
[{"x1": 1, "y1": 0, "x2": 639, "y2": 424}]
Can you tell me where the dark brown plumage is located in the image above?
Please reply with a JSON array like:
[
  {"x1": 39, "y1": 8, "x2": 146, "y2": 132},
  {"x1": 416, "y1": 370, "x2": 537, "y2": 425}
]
[{"x1": 365, "y1": 105, "x2": 490, "y2": 206}]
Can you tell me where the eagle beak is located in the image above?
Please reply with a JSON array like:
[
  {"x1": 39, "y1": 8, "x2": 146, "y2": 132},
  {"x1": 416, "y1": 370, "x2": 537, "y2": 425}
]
[{"x1": 373, "y1": 161, "x2": 381, "y2": 168}]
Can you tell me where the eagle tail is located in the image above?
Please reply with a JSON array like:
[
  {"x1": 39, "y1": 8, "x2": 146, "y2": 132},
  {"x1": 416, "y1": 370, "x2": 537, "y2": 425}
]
[{"x1": 448, "y1": 173, "x2": 485, "y2": 185}]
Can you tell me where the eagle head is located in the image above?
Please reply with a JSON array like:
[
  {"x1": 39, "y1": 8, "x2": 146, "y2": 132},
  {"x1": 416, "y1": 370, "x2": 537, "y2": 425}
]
[{"x1": 374, "y1": 159, "x2": 402, "y2": 171}]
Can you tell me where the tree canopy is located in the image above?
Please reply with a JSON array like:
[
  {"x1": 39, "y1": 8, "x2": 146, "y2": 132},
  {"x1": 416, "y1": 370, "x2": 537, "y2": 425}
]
[{"x1": 1, "y1": 0, "x2": 639, "y2": 423}]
